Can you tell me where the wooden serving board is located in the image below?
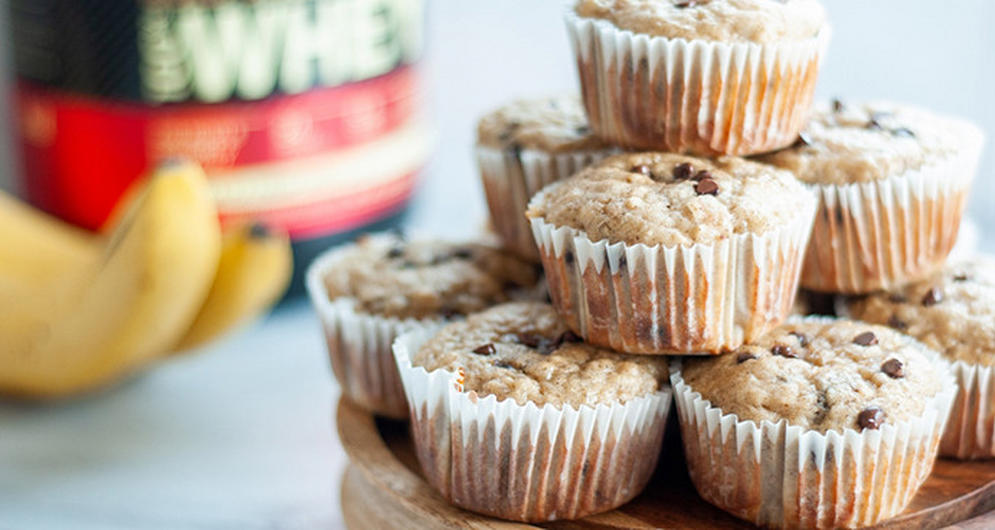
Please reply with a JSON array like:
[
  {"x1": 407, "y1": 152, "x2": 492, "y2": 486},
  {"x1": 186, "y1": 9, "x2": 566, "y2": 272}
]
[{"x1": 336, "y1": 398, "x2": 995, "y2": 529}]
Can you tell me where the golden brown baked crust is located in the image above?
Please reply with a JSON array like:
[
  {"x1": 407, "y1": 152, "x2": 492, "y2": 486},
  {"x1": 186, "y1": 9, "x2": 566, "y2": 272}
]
[
  {"x1": 412, "y1": 302, "x2": 668, "y2": 407},
  {"x1": 527, "y1": 152, "x2": 811, "y2": 247},
  {"x1": 575, "y1": 0, "x2": 827, "y2": 43},
  {"x1": 846, "y1": 257, "x2": 995, "y2": 367},
  {"x1": 323, "y1": 234, "x2": 540, "y2": 319},
  {"x1": 681, "y1": 319, "x2": 943, "y2": 433}
]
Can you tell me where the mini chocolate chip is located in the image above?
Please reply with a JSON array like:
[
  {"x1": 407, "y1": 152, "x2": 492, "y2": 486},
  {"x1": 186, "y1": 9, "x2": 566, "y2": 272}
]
[
  {"x1": 575, "y1": 125, "x2": 590, "y2": 135},
  {"x1": 515, "y1": 333, "x2": 543, "y2": 348},
  {"x1": 892, "y1": 127, "x2": 916, "y2": 138},
  {"x1": 673, "y1": 162, "x2": 694, "y2": 181},
  {"x1": 736, "y1": 352, "x2": 757, "y2": 363},
  {"x1": 887, "y1": 314, "x2": 908, "y2": 330},
  {"x1": 674, "y1": 0, "x2": 699, "y2": 7},
  {"x1": 631, "y1": 164, "x2": 653, "y2": 178},
  {"x1": 692, "y1": 170, "x2": 712, "y2": 182},
  {"x1": 857, "y1": 406, "x2": 885, "y2": 430},
  {"x1": 831, "y1": 99, "x2": 845, "y2": 113},
  {"x1": 695, "y1": 178, "x2": 719, "y2": 196},
  {"x1": 789, "y1": 331, "x2": 810, "y2": 348},
  {"x1": 881, "y1": 358, "x2": 905, "y2": 379},
  {"x1": 451, "y1": 247, "x2": 474, "y2": 260},
  {"x1": 887, "y1": 293, "x2": 908, "y2": 304},
  {"x1": 853, "y1": 332, "x2": 878, "y2": 347},
  {"x1": 922, "y1": 287, "x2": 943, "y2": 307},
  {"x1": 953, "y1": 273, "x2": 970, "y2": 282},
  {"x1": 386, "y1": 246, "x2": 404, "y2": 258},
  {"x1": 772, "y1": 344, "x2": 796, "y2": 358},
  {"x1": 472, "y1": 343, "x2": 496, "y2": 356}
]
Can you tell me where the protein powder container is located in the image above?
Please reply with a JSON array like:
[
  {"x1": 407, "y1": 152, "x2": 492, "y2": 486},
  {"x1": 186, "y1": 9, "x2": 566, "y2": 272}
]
[{"x1": 9, "y1": 0, "x2": 431, "y2": 292}]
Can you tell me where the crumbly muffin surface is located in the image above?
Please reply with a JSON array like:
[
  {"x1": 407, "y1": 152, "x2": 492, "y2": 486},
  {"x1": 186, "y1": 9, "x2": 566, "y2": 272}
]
[
  {"x1": 527, "y1": 152, "x2": 812, "y2": 247},
  {"x1": 323, "y1": 234, "x2": 540, "y2": 320},
  {"x1": 759, "y1": 100, "x2": 982, "y2": 185},
  {"x1": 476, "y1": 95, "x2": 610, "y2": 153},
  {"x1": 681, "y1": 320, "x2": 943, "y2": 433},
  {"x1": 413, "y1": 302, "x2": 668, "y2": 407},
  {"x1": 847, "y1": 257, "x2": 995, "y2": 367},
  {"x1": 575, "y1": 0, "x2": 827, "y2": 43}
]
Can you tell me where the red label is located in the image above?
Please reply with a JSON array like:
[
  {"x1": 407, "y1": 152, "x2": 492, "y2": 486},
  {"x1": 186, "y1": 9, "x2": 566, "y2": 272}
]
[{"x1": 14, "y1": 67, "x2": 423, "y2": 235}]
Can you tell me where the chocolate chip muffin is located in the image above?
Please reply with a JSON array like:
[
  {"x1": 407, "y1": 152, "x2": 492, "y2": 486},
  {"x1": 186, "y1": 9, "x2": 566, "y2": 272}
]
[
  {"x1": 412, "y1": 301, "x2": 668, "y2": 407},
  {"x1": 307, "y1": 232, "x2": 541, "y2": 419},
  {"x1": 757, "y1": 100, "x2": 984, "y2": 294},
  {"x1": 476, "y1": 96, "x2": 616, "y2": 261},
  {"x1": 394, "y1": 302, "x2": 671, "y2": 522},
  {"x1": 672, "y1": 318, "x2": 956, "y2": 528},
  {"x1": 566, "y1": 0, "x2": 829, "y2": 154},
  {"x1": 845, "y1": 256, "x2": 995, "y2": 458},
  {"x1": 527, "y1": 152, "x2": 816, "y2": 354}
]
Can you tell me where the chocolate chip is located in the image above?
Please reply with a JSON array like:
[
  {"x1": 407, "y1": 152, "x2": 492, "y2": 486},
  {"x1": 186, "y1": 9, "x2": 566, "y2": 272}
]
[
  {"x1": 857, "y1": 406, "x2": 885, "y2": 430},
  {"x1": 772, "y1": 344, "x2": 796, "y2": 358},
  {"x1": 853, "y1": 332, "x2": 878, "y2": 347},
  {"x1": 515, "y1": 333, "x2": 543, "y2": 348},
  {"x1": 673, "y1": 162, "x2": 694, "y2": 181},
  {"x1": 692, "y1": 170, "x2": 712, "y2": 182},
  {"x1": 451, "y1": 247, "x2": 474, "y2": 260},
  {"x1": 831, "y1": 99, "x2": 845, "y2": 113},
  {"x1": 887, "y1": 314, "x2": 908, "y2": 330},
  {"x1": 674, "y1": 0, "x2": 700, "y2": 7},
  {"x1": 922, "y1": 287, "x2": 943, "y2": 307},
  {"x1": 575, "y1": 125, "x2": 590, "y2": 135},
  {"x1": 953, "y1": 273, "x2": 970, "y2": 282},
  {"x1": 386, "y1": 246, "x2": 404, "y2": 258},
  {"x1": 472, "y1": 343, "x2": 496, "y2": 356},
  {"x1": 788, "y1": 331, "x2": 810, "y2": 348},
  {"x1": 892, "y1": 127, "x2": 916, "y2": 138},
  {"x1": 887, "y1": 293, "x2": 907, "y2": 304},
  {"x1": 631, "y1": 164, "x2": 653, "y2": 178},
  {"x1": 695, "y1": 178, "x2": 719, "y2": 196},
  {"x1": 736, "y1": 352, "x2": 757, "y2": 363},
  {"x1": 881, "y1": 358, "x2": 905, "y2": 379}
]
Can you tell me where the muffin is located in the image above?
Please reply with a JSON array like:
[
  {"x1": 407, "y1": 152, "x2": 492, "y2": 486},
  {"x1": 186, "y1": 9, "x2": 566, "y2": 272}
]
[
  {"x1": 393, "y1": 302, "x2": 671, "y2": 522},
  {"x1": 526, "y1": 152, "x2": 816, "y2": 354},
  {"x1": 758, "y1": 100, "x2": 984, "y2": 294},
  {"x1": 566, "y1": 0, "x2": 830, "y2": 155},
  {"x1": 305, "y1": 232, "x2": 541, "y2": 418},
  {"x1": 476, "y1": 95, "x2": 617, "y2": 260},
  {"x1": 844, "y1": 257, "x2": 995, "y2": 459},
  {"x1": 673, "y1": 318, "x2": 956, "y2": 529}
]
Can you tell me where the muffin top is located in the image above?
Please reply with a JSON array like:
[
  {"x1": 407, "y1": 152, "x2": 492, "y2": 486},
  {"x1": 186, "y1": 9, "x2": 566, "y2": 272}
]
[
  {"x1": 574, "y1": 0, "x2": 827, "y2": 44},
  {"x1": 526, "y1": 152, "x2": 812, "y2": 247},
  {"x1": 759, "y1": 100, "x2": 982, "y2": 185},
  {"x1": 681, "y1": 320, "x2": 944, "y2": 433},
  {"x1": 846, "y1": 257, "x2": 995, "y2": 367},
  {"x1": 412, "y1": 302, "x2": 669, "y2": 408},
  {"x1": 323, "y1": 233, "x2": 541, "y2": 320},
  {"x1": 476, "y1": 95, "x2": 610, "y2": 153}
]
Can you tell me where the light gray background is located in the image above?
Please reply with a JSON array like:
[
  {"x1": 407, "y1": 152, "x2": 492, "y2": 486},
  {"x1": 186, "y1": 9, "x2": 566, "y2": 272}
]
[{"x1": 0, "y1": 2, "x2": 992, "y2": 529}]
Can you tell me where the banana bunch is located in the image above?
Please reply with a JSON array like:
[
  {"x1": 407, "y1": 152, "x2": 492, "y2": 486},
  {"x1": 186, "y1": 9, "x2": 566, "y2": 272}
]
[{"x1": 0, "y1": 160, "x2": 293, "y2": 399}]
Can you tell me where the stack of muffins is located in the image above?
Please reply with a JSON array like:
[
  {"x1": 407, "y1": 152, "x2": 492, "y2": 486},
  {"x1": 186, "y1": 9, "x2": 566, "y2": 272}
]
[{"x1": 307, "y1": 1, "x2": 988, "y2": 527}]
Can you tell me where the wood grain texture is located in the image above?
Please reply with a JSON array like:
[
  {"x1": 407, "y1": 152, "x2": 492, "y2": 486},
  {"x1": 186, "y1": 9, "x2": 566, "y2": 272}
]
[{"x1": 336, "y1": 398, "x2": 995, "y2": 529}]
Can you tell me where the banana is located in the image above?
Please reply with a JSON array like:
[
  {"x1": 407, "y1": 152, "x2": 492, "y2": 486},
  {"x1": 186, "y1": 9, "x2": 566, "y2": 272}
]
[
  {"x1": 0, "y1": 162, "x2": 221, "y2": 398},
  {"x1": 0, "y1": 190, "x2": 100, "y2": 290},
  {"x1": 174, "y1": 221, "x2": 292, "y2": 352}
]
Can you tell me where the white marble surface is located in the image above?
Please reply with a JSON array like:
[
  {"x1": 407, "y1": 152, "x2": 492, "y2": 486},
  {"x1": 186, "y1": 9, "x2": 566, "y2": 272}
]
[{"x1": 1, "y1": 1, "x2": 994, "y2": 529}]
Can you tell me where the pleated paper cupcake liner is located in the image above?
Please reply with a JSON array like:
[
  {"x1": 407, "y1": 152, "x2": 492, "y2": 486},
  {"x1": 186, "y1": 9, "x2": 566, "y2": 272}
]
[
  {"x1": 803, "y1": 133, "x2": 984, "y2": 294},
  {"x1": 306, "y1": 236, "x2": 443, "y2": 419},
  {"x1": 392, "y1": 328, "x2": 672, "y2": 522},
  {"x1": 476, "y1": 145, "x2": 617, "y2": 261},
  {"x1": 670, "y1": 321, "x2": 958, "y2": 529},
  {"x1": 565, "y1": 10, "x2": 830, "y2": 155},
  {"x1": 939, "y1": 361, "x2": 995, "y2": 460},
  {"x1": 528, "y1": 191, "x2": 816, "y2": 354}
]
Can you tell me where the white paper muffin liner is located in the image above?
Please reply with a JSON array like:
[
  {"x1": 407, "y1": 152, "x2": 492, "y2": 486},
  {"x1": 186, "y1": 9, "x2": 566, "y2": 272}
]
[
  {"x1": 565, "y1": 10, "x2": 830, "y2": 155},
  {"x1": 528, "y1": 190, "x2": 816, "y2": 354},
  {"x1": 941, "y1": 361, "x2": 995, "y2": 459},
  {"x1": 669, "y1": 320, "x2": 958, "y2": 529},
  {"x1": 476, "y1": 145, "x2": 617, "y2": 261},
  {"x1": 392, "y1": 328, "x2": 672, "y2": 522},
  {"x1": 803, "y1": 134, "x2": 983, "y2": 294},
  {"x1": 305, "y1": 236, "x2": 443, "y2": 419}
]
